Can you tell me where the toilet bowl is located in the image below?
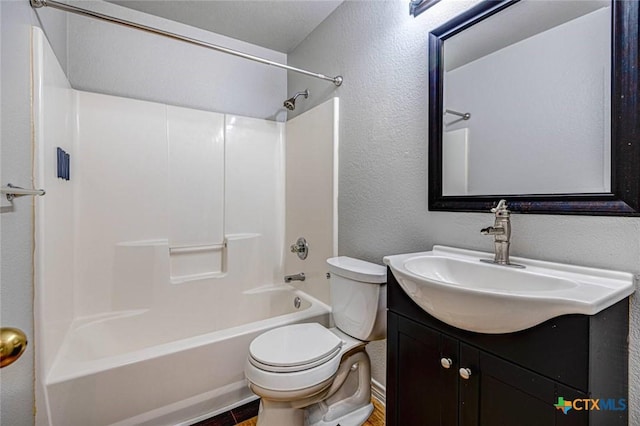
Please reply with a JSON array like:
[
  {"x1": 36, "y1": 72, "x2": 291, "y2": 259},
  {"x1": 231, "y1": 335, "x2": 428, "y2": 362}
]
[{"x1": 244, "y1": 257, "x2": 386, "y2": 426}]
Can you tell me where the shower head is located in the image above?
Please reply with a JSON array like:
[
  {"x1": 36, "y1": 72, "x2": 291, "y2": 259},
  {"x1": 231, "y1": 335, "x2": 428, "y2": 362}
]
[
  {"x1": 284, "y1": 89, "x2": 309, "y2": 111},
  {"x1": 283, "y1": 99, "x2": 295, "y2": 110}
]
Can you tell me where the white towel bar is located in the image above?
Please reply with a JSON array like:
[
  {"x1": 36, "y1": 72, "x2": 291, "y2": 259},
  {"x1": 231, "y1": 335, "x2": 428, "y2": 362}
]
[{"x1": 1, "y1": 183, "x2": 46, "y2": 201}]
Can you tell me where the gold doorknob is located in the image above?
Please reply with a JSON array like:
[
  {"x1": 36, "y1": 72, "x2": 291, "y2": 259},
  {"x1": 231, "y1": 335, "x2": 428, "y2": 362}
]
[{"x1": 0, "y1": 327, "x2": 28, "y2": 368}]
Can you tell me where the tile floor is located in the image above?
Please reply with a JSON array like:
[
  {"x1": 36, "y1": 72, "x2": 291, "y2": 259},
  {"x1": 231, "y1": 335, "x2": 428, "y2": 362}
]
[
  {"x1": 193, "y1": 399, "x2": 260, "y2": 426},
  {"x1": 195, "y1": 398, "x2": 385, "y2": 426}
]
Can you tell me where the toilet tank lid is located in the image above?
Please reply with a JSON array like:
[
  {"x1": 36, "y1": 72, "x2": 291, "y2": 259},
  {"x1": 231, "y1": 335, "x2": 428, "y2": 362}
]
[{"x1": 326, "y1": 256, "x2": 386, "y2": 284}]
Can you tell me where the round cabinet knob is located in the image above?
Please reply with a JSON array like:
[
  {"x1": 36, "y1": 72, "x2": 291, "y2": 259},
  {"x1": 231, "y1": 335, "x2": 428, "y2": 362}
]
[
  {"x1": 459, "y1": 367, "x2": 472, "y2": 380},
  {"x1": 440, "y1": 358, "x2": 453, "y2": 369}
]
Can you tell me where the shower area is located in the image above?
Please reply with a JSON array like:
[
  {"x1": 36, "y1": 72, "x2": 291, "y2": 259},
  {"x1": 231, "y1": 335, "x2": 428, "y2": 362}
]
[{"x1": 32, "y1": 6, "x2": 339, "y2": 424}]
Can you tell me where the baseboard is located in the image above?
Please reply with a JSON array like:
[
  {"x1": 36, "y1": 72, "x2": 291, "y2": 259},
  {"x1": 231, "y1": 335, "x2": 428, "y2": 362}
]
[{"x1": 371, "y1": 379, "x2": 386, "y2": 404}]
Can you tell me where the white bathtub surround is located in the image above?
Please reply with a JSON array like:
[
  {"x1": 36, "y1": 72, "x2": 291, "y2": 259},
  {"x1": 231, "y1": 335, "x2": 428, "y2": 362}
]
[
  {"x1": 225, "y1": 114, "x2": 286, "y2": 284},
  {"x1": 442, "y1": 128, "x2": 469, "y2": 195},
  {"x1": 285, "y1": 98, "x2": 339, "y2": 304},
  {"x1": 167, "y1": 106, "x2": 225, "y2": 281},
  {"x1": 109, "y1": 235, "x2": 275, "y2": 317},
  {"x1": 33, "y1": 27, "x2": 339, "y2": 425},
  {"x1": 32, "y1": 26, "x2": 77, "y2": 426},
  {"x1": 69, "y1": 91, "x2": 285, "y2": 313}
]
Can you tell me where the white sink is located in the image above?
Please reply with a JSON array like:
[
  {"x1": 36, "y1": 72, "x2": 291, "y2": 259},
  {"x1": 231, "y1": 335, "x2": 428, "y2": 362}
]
[{"x1": 383, "y1": 246, "x2": 635, "y2": 334}]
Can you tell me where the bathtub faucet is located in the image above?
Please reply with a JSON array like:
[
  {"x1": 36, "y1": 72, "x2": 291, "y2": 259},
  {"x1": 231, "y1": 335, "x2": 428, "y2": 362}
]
[
  {"x1": 284, "y1": 273, "x2": 306, "y2": 283},
  {"x1": 481, "y1": 199, "x2": 511, "y2": 265},
  {"x1": 480, "y1": 199, "x2": 524, "y2": 268}
]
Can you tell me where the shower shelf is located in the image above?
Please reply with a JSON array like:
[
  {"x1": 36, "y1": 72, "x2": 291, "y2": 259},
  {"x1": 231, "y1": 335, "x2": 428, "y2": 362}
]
[{"x1": 169, "y1": 241, "x2": 226, "y2": 284}]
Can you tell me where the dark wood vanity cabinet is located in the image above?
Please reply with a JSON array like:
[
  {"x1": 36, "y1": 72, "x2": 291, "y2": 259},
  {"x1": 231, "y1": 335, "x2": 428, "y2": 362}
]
[{"x1": 386, "y1": 269, "x2": 629, "y2": 426}]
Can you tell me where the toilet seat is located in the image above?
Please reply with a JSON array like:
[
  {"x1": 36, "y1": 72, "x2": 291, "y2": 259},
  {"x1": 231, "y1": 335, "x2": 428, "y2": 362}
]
[
  {"x1": 245, "y1": 326, "x2": 365, "y2": 392},
  {"x1": 249, "y1": 345, "x2": 342, "y2": 373},
  {"x1": 249, "y1": 323, "x2": 343, "y2": 373}
]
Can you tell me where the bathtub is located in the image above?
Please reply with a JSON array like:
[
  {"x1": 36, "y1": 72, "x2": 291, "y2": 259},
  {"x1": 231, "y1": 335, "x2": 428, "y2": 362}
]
[{"x1": 43, "y1": 286, "x2": 330, "y2": 426}]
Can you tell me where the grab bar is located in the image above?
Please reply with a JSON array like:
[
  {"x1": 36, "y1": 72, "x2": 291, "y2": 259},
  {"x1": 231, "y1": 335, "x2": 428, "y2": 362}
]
[
  {"x1": 1, "y1": 183, "x2": 46, "y2": 201},
  {"x1": 169, "y1": 242, "x2": 226, "y2": 254},
  {"x1": 444, "y1": 109, "x2": 471, "y2": 120}
]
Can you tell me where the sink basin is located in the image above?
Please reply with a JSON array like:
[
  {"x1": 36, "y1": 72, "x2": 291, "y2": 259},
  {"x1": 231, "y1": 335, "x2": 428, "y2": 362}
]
[{"x1": 383, "y1": 246, "x2": 635, "y2": 333}]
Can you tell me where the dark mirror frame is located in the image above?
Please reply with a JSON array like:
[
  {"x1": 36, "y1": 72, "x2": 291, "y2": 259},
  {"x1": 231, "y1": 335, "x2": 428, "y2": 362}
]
[{"x1": 428, "y1": 0, "x2": 640, "y2": 215}]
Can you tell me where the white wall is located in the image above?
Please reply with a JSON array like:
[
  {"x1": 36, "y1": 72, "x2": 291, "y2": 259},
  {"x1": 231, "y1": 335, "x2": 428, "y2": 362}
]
[
  {"x1": 445, "y1": 7, "x2": 611, "y2": 195},
  {"x1": 65, "y1": 0, "x2": 288, "y2": 121},
  {"x1": 33, "y1": 2, "x2": 68, "y2": 74},
  {"x1": 288, "y1": 3, "x2": 640, "y2": 421}
]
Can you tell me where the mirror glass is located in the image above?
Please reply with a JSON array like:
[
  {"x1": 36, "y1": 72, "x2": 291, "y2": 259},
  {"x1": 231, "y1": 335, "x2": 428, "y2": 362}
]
[
  {"x1": 441, "y1": 0, "x2": 611, "y2": 196},
  {"x1": 428, "y1": 0, "x2": 640, "y2": 216}
]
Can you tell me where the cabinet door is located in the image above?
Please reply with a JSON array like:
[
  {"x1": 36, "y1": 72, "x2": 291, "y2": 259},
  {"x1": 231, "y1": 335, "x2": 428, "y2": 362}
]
[
  {"x1": 460, "y1": 345, "x2": 588, "y2": 426},
  {"x1": 387, "y1": 314, "x2": 458, "y2": 426}
]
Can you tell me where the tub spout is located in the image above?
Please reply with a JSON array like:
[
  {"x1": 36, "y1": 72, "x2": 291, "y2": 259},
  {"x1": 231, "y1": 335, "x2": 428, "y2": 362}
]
[{"x1": 284, "y1": 273, "x2": 305, "y2": 283}]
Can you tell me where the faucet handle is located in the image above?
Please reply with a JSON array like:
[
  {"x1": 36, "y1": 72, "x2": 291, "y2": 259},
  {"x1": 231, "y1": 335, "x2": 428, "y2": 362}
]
[
  {"x1": 290, "y1": 237, "x2": 309, "y2": 260},
  {"x1": 491, "y1": 199, "x2": 510, "y2": 216}
]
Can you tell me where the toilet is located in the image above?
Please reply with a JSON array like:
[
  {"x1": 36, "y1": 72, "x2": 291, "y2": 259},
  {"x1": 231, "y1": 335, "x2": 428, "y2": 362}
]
[{"x1": 244, "y1": 256, "x2": 387, "y2": 426}]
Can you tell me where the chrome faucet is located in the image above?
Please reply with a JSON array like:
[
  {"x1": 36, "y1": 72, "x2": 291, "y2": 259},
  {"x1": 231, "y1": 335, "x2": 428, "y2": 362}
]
[
  {"x1": 284, "y1": 272, "x2": 306, "y2": 283},
  {"x1": 481, "y1": 200, "x2": 522, "y2": 267}
]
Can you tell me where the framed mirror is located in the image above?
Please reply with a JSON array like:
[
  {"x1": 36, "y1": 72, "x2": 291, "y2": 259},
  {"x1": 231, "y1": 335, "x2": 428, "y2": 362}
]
[{"x1": 428, "y1": 0, "x2": 640, "y2": 215}]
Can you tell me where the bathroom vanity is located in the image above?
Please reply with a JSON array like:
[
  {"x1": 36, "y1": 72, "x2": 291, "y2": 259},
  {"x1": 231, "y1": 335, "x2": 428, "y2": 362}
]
[{"x1": 386, "y1": 268, "x2": 629, "y2": 425}]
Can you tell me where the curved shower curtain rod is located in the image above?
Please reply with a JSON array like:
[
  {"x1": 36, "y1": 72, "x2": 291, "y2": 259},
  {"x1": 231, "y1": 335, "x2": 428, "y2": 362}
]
[{"x1": 30, "y1": 0, "x2": 344, "y2": 87}]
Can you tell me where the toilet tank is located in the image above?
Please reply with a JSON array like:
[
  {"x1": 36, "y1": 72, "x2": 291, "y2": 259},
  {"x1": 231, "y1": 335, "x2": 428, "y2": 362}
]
[{"x1": 326, "y1": 257, "x2": 387, "y2": 341}]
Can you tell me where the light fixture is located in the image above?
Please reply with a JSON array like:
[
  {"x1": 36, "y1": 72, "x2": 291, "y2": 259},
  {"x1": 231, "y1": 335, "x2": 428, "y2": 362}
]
[{"x1": 409, "y1": 0, "x2": 442, "y2": 16}]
